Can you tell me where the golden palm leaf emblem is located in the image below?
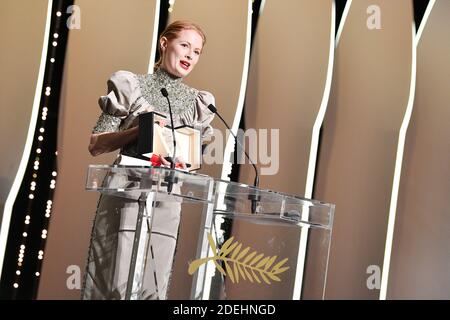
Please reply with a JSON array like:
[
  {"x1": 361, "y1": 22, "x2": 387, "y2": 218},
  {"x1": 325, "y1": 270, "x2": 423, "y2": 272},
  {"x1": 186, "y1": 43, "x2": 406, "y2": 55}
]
[{"x1": 188, "y1": 233, "x2": 290, "y2": 284}]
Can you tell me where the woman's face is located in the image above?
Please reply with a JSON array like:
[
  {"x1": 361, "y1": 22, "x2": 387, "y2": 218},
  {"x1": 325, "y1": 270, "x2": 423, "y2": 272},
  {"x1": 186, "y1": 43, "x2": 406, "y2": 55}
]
[{"x1": 160, "y1": 29, "x2": 203, "y2": 78}]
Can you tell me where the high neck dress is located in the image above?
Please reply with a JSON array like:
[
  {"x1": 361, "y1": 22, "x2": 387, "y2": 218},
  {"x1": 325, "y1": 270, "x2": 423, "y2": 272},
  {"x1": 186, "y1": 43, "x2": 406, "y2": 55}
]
[
  {"x1": 82, "y1": 69, "x2": 215, "y2": 300},
  {"x1": 93, "y1": 68, "x2": 215, "y2": 157}
]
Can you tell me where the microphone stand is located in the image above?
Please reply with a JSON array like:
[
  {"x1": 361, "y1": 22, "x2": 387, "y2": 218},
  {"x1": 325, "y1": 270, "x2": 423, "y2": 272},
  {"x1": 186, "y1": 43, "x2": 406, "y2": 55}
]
[
  {"x1": 207, "y1": 105, "x2": 260, "y2": 213},
  {"x1": 161, "y1": 88, "x2": 177, "y2": 193}
]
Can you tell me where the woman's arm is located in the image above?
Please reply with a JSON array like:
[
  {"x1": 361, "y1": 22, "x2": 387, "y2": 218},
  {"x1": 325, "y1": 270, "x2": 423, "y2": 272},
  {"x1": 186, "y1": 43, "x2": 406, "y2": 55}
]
[{"x1": 88, "y1": 126, "x2": 139, "y2": 156}]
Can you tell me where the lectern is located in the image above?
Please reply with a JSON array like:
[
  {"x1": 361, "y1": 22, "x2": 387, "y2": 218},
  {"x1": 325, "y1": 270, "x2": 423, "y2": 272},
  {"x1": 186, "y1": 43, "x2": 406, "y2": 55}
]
[{"x1": 86, "y1": 165, "x2": 334, "y2": 299}]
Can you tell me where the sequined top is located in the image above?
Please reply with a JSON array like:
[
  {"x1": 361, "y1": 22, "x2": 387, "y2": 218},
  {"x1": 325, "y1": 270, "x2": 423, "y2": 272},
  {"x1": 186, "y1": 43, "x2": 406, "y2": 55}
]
[{"x1": 92, "y1": 68, "x2": 216, "y2": 156}]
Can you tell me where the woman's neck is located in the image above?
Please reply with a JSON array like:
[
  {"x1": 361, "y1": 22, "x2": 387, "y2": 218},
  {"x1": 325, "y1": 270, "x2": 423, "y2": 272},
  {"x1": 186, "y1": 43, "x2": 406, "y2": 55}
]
[{"x1": 155, "y1": 67, "x2": 183, "y2": 83}]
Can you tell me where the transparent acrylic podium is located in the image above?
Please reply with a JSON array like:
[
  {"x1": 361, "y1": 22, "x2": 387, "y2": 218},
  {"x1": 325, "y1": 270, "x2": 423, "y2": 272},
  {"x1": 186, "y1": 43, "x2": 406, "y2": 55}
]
[
  {"x1": 86, "y1": 165, "x2": 334, "y2": 300},
  {"x1": 85, "y1": 165, "x2": 215, "y2": 300}
]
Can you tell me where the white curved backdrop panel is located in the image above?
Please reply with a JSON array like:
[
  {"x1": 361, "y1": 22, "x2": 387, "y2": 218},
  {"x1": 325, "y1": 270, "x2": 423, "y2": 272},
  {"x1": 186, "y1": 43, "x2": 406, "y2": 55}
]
[
  {"x1": 314, "y1": 0, "x2": 414, "y2": 299},
  {"x1": 387, "y1": 0, "x2": 450, "y2": 299},
  {"x1": 235, "y1": 0, "x2": 335, "y2": 299},
  {"x1": 167, "y1": 0, "x2": 252, "y2": 299},
  {"x1": 0, "y1": 0, "x2": 49, "y2": 244}
]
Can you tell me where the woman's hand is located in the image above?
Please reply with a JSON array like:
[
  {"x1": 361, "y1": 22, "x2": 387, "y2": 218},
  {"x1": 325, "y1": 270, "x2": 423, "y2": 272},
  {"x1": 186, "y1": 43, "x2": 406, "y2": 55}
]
[
  {"x1": 174, "y1": 156, "x2": 187, "y2": 170},
  {"x1": 156, "y1": 119, "x2": 167, "y2": 127},
  {"x1": 158, "y1": 154, "x2": 171, "y2": 166}
]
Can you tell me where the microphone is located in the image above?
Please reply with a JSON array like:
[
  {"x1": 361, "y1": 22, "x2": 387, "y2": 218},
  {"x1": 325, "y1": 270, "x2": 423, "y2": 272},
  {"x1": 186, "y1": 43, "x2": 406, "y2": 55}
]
[
  {"x1": 160, "y1": 88, "x2": 177, "y2": 193},
  {"x1": 207, "y1": 104, "x2": 260, "y2": 213}
]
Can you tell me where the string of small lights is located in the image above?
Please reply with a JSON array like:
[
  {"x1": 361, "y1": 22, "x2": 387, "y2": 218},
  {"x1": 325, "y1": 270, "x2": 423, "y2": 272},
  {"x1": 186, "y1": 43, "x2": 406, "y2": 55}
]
[
  {"x1": 0, "y1": 0, "x2": 73, "y2": 300},
  {"x1": 168, "y1": 0, "x2": 175, "y2": 13}
]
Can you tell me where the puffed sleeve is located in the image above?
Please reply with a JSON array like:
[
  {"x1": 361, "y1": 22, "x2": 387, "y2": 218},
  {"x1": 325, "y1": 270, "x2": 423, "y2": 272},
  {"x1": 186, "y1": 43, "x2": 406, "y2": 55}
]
[
  {"x1": 92, "y1": 70, "x2": 140, "y2": 134},
  {"x1": 179, "y1": 90, "x2": 216, "y2": 142}
]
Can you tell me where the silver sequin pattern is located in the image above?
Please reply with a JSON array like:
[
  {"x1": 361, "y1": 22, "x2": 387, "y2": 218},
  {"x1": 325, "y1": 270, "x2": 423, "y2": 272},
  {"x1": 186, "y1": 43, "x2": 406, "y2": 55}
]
[
  {"x1": 91, "y1": 68, "x2": 198, "y2": 134},
  {"x1": 92, "y1": 113, "x2": 121, "y2": 134},
  {"x1": 136, "y1": 68, "x2": 198, "y2": 116}
]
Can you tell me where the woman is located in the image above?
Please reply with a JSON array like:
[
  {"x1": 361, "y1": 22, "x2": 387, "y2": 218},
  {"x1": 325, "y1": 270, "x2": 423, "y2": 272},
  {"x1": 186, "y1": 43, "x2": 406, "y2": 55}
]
[{"x1": 82, "y1": 21, "x2": 215, "y2": 300}]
